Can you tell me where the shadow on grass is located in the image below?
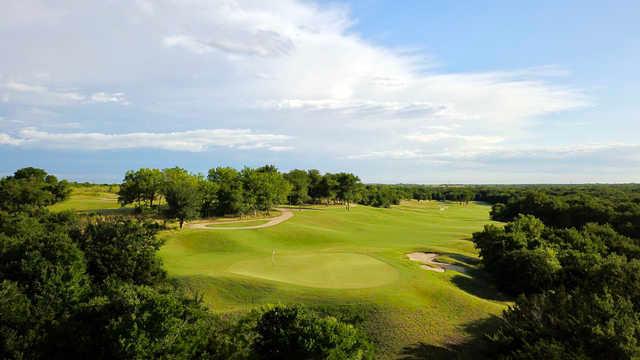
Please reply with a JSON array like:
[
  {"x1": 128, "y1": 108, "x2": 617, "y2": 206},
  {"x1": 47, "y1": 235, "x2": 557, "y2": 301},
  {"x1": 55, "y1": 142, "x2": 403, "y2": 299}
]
[
  {"x1": 446, "y1": 253, "x2": 481, "y2": 266},
  {"x1": 79, "y1": 207, "x2": 135, "y2": 216},
  {"x1": 400, "y1": 315, "x2": 502, "y2": 360},
  {"x1": 173, "y1": 275, "x2": 280, "y2": 306},
  {"x1": 438, "y1": 254, "x2": 509, "y2": 302},
  {"x1": 451, "y1": 271, "x2": 510, "y2": 302},
  {"x1": 283, "y1": 206, "x2": 323, "y2": 211}
]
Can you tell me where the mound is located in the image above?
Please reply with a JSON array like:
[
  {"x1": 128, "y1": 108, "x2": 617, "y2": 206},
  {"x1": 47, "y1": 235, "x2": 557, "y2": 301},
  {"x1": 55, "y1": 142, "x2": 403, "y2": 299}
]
[{"x1": 228, "y1": 253, "x2": 398, "y2": 289}]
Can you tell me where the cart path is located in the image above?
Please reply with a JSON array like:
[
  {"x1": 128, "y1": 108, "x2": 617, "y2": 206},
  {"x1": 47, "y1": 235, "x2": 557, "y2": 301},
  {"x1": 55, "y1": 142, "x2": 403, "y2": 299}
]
[{"x1": 187, "y1": 208, "x2": 293, "y2": 230}]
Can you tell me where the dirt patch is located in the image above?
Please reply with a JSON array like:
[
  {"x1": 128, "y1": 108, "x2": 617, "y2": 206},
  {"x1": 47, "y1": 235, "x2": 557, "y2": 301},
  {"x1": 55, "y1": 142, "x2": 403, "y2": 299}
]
[{"x1": 406, "y1": 252, "x2": 466, "y2": 273}]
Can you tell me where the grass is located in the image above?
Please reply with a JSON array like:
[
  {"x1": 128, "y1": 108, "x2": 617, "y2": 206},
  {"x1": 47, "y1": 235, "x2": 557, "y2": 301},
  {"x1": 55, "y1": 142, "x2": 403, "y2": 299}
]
[
  {"x1": 49, "y1": 188, "x2": 129, "y2": 214},
  {"x1": 228, "y1": 252, "x2": 399, "y2": 288},
  {"x1": 158, "y1": 201, "x2": 508, "y2": 358}
]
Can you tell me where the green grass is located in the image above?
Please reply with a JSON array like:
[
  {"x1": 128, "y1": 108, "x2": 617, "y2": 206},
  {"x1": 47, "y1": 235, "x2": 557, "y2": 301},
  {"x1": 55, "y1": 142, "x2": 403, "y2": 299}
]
[
  {"x1": 158, "y1": 201, "x2": 508, "y2": 358},
  {"x1": 49, "y1": 188, "x2": 133, "y2": 215},
  {"x1": 228, "y1": 252, "x2": 399, "y2": 288}
]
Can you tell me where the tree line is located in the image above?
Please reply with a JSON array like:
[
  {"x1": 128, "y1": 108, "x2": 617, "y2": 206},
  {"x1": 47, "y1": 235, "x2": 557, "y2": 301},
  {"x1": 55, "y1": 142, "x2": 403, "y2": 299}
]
[
  {"x1": 117, "y1": 166, "x2": 370, "y2": 227},
  {"x1": 0, "y1": 167, "x2": 373, "y2": 359},
  {"x1": 472, "y1": 186, "x2": 640, "y2": 358}
]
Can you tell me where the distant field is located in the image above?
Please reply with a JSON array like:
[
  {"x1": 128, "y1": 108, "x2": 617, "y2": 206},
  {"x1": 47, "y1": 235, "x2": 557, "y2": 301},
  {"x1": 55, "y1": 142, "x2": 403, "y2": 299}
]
[
  {"x1": 49, "y1": 188, "x2": 132, "y2": 215},
  {"x1": 159, "y1": 201, "x2": 508, "y2": 358}
]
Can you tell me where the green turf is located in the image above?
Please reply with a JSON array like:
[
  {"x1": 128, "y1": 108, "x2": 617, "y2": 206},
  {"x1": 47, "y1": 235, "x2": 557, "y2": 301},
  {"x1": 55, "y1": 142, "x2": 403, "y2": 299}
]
[
  {"x1": 228, "y1": 252, "x2": 399, "y2": 288},
  {"x1": 49, "y1": 188, "x2": 133, "y2": 215},
  {"x1": 158, "y1": 201, "x2": 508, "y2": 358}
]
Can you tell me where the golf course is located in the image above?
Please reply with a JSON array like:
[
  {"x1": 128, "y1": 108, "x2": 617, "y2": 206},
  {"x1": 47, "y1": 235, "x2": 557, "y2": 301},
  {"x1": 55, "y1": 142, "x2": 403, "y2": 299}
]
[
  {"x1": 160, "y1": 202, "x2": 506, "y2": 357},
  {"x1": 51, "y1": 189, "x2": 507, "y2": 357}
]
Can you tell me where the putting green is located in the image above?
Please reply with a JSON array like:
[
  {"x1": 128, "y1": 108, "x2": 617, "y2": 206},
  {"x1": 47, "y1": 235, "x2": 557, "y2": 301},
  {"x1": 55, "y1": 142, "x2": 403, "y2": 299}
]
[{"x1": 228, "y1": 253, "x2": 398, "y2": 289}]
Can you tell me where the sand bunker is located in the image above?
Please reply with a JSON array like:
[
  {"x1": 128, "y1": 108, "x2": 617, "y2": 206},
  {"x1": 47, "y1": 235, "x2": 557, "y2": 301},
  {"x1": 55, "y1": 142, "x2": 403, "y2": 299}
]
[{"x1": 407, "y1": 252, "x2": 466, "y2": 273}]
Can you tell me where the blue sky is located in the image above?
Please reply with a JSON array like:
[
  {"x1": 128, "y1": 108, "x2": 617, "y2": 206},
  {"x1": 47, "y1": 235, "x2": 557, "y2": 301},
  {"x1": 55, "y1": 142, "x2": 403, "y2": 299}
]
[{"x1": 1, "y1": 0, "x2": 639, "y2": 183}]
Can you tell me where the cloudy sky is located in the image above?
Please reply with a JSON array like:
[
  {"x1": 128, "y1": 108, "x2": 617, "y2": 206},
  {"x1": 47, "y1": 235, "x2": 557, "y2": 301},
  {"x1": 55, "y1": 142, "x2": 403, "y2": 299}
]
[{"x1": 1, "y1": 0, "x2": 639, "y2": 183}]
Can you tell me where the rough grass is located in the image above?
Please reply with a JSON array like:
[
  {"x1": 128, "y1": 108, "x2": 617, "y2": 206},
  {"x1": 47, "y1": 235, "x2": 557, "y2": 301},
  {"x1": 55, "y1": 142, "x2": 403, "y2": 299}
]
[{"x1": 159, "y1": 201, "x2": 508, "y2": 358}]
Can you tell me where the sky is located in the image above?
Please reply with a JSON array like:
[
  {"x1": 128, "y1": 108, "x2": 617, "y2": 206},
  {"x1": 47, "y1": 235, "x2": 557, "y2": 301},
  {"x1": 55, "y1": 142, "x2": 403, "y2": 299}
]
[{"x1": 1, "y1": 0, "x2": 639, "y2": 184}]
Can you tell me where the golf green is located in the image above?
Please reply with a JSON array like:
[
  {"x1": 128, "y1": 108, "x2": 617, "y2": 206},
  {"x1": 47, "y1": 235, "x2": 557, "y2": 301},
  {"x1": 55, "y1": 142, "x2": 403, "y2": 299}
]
[{"x1": 228, "y1": 252, "x2": 398, "y2": 288}]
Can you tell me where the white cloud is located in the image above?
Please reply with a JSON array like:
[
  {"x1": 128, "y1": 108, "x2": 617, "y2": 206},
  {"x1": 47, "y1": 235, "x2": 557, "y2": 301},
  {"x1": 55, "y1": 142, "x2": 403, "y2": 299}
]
[
  {"x1": 90, "y1": 92, "x2": 128, "y2": 104},
  {"x1": 348, "y1": 143, "x2": 640, "y2": 165},
  {"x1": 405, "y1": 132, "x2": 504, "y2": 145},
  {"x1": 0, "y1": 133, "x2": 23, "y2": 146},
  {"x1": 3, "y1": 81, "x2": 128, "y2": 106},
  {"x1": 0, "y1": 128, "x2": 292, "y2": 152},
  {"x1": 1, "y1": 0, "x2": 633, "y2": 182},
  {"x1": 259, "y1": 99, "x2": 443, "y2": 118}
]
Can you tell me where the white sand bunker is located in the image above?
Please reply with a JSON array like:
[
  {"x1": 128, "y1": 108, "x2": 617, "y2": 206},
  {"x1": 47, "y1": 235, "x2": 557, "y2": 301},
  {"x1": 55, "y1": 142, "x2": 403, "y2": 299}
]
[{"x1": 406, "y1": 252, "x2": 466, "y2": 273}]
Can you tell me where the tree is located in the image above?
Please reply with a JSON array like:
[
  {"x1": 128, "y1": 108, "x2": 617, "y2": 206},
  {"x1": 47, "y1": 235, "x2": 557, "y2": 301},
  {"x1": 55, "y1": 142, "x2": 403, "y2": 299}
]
[
  {"x1": 208, "y1": 167, "x2": 244, "y2": 215},
  {"x1": 118, "y1": 168, "x2": 163, "y2": 208},
  {"x1": 334, "y1": 173, "x2": 361, "y2": 210},
  {"x1": 71, "y1": 280, "x2": 218, "y2": 359},
  {"x1": 162, "y1": 168, "x2": 201, "y2": 229},
  {"x1": 75, "y1": 218, "x2": 166, "y2": 285},
  {"x1": 0, "y1": 214, "x2": 89, "y2": 358},
  {"x1": 317, "y1": 173, "x2": 338, "y2": 205},
  {"x1": 252, "y1": 305, "x2": 374, "y2": 360},
  {"x1": 307, "y1": 169, "x2": 323, "y2": 204},
  {"x1": 284, "y1": 169, "x2": 311, "y2": 205},
  {"x1": 199, "y1": 178, "x2": 219, "y2": 218},
  {"x1": 255, "y1": 166, "x2": 291, "y2": 214},
  {"x1": 0, "y1": 167, "x2": 70, "y2": 212}
]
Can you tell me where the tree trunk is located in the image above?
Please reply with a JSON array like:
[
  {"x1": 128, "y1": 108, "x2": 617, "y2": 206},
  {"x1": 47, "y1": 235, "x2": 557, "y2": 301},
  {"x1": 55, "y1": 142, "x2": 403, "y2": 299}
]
[{"x1": 179, "y1": 218, "x2": 184, "y2": 229}]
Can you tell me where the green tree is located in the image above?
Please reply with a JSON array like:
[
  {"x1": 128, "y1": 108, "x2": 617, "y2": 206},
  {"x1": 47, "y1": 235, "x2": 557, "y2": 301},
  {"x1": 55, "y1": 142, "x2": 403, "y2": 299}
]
[
  {"x1": 334, "y1": 173, "x2": 361, "y2": 210},
  {"x1": 253, "y1": 305, "x2": 374, "y2": 360},
  {"x1": 256, "y1": 166, "x2": 291, "y2": 213},
  {"x1": 307, "y1": 169, "x2": 324, "y2": 204},
  {"x1": 118, "y1": 168, "x2": 164, "y2": 208},
  {"x1": 0, "y1": 167, "x2": 70, "y2": 212},
  {"x1": 162, "y1": 168, "x2": 201, "y2": 229},
  {"x1": 208, "y1": 167, "x2": 244, "y2": 215},
  {"x1": 0, "y1": 214, "x2": 89, "y2": 358},
  {"x1": 317, "y1": 173, "x2": 338, "y2": 205},
  {"x1": 199, "y1": 178, "x2": 220, "y2": 218},
  {"x1": 284, "y1": 169, "x2": 311, "y2": 205},
  {"x1": 240, "y1": 167, "x2": 260, "y2": 216},
  {"x1": 75, "y1": 218, "x2": 166, "y2": 285}
]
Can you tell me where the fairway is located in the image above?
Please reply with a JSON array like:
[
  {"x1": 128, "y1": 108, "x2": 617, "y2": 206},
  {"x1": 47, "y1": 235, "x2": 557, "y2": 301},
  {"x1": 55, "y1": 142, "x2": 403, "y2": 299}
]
[
  {"x1": 228, "y1": 252, "x2": 398, "y2": 289},
  {"x1": 158, "y1": 200, "x2": 508, "y2": 358}
]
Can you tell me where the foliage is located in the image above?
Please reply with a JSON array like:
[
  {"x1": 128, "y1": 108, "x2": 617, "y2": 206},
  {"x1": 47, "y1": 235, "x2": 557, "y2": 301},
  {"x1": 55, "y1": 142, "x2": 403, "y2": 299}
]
[
  {"x1": 209, "y1": 167, "x2": 244, "y2": 215},
  {"x1": 284, "y1": 169, "x2": 311, "y2": 205},
  {"x1": 76, "y1": 218, "x2": 166, "y2": 284},
  {"x1": 334, "y1": 173, "x2": 362, "y2": 210},
  {"x1": 0, "y1": 212, "x2": 89, "y2": 358},
  {"x1": 0, "y1": 167, "x2": 70, "y2": 213},
  {"x1": 118, "y1": 168, "x2": 164, "y2": 209},
  {"x1": 475, "y1": 187, "x2": 640, "y2": 359},
  {"x1": 252, "y1": 305, "x2": 374, "y2": 360},
  {"x1": 162, "y1": 167, "x2": 202, "y2": 229}
]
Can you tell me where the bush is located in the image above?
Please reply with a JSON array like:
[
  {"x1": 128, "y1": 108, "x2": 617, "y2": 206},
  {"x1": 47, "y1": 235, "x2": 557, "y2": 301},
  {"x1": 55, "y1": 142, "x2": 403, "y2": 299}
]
[{"x1": 252, "y1": 305, "x2": 374, "y2": 360}]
